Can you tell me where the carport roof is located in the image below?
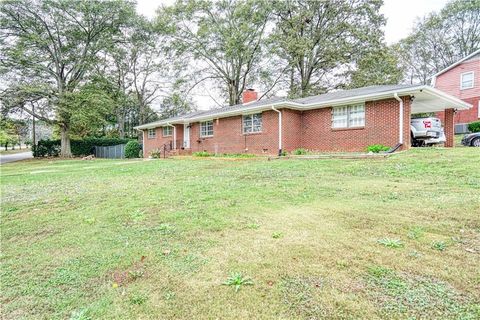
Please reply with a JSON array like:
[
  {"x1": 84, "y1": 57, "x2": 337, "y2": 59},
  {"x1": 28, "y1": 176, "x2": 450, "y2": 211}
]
[{"x1": 135, "y1": 84, "x2": 472, "y2": 129}]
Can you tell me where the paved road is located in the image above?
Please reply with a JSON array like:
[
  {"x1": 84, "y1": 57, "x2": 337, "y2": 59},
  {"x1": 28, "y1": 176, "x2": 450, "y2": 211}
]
[{"x1": 0, "y1": 151, "x2": 33, "y2": 164}]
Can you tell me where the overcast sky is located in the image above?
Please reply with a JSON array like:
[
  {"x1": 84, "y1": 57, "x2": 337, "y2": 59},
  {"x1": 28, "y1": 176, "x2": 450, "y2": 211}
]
[{"x1": 135, "y1": 0, "x2": 449, "y2": 109}]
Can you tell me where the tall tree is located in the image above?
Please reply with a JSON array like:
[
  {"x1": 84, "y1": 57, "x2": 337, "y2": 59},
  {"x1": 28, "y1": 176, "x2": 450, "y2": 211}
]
[
  {"x1": 397, "y1": 0, "x2": 480, "y2": 84},
  {"x1": 348, "y1": 44, "x2": 403, "y2": 88},
  {"x1": 0, "y1": 0, "x2": 135, "y2": 156},
  {"x1": 158, "y1": 0, "x2": 273, "y2": 106},
  {"x1": 272, "y1": 0, "x2": 386, "y2": 98}
]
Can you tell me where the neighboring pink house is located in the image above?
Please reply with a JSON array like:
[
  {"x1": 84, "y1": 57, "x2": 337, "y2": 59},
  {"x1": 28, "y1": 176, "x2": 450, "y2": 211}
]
[
  {"x1": 432, "y1": 49, "x2": 480, "y2": 133},
  {"x1": 135, "y1": 85, "x2": 470, "y2": 157}
]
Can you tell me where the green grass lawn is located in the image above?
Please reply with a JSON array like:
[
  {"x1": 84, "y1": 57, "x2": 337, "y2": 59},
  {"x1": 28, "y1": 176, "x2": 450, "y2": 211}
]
[{"x1": 1, "y1": 148, "x2": 479, "y2": 319}]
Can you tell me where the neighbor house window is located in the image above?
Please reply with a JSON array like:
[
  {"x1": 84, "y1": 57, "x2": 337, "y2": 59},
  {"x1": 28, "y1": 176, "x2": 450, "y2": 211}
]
[
  {"x1": 243, "y1": 113, "x2": 262, "y2": 133},
  {"x1": 163, "y1": 126, "x2": 172, "y2": 137},
  {"x1": 200, "y1": 120, "x2": 214, "y2": 137},
  {"x1": 460, "y1": 71, "x2": 474, "y2": 90},
  {"x1": 147, "y1": 128, "x2": 156, "y2": 139},
  {"x1": 332, "y1": 104, "x2": 365, "y2": 128}
]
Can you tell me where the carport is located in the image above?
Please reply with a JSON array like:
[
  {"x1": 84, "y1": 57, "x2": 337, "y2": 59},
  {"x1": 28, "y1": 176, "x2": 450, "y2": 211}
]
[{"x1": 408, "y1": 86, "x2": 472, "y2": 147}]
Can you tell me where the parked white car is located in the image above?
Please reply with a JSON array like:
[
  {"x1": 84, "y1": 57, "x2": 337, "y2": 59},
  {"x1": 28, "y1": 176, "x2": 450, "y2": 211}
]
[{"x1": 410, "y1": 117, "x2": 446, "y2": 147}]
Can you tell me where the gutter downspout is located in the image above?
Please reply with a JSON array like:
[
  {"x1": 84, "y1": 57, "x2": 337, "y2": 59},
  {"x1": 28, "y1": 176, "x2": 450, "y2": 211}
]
[
  {"x1": 271, "y1": 106, "x2": 282, "y2": 156},
  {"x1": 167, "y1": 123, "x2": 176, "y2": 150},
  {"x1": 394, "y1": 93, "x2": 403, "y2": 145}
]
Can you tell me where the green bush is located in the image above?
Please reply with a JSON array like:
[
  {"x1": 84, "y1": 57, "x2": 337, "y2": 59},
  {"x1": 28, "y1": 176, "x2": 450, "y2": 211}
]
[
  {"x1": 34, "y1": 138, "x2": 133, "y2": 157},
  {"x1": 32, "y1": 140, "x2": 59, "y2": 157},
  {"x1": 193, "y1": 151, "x2": 211, "y2": 157},
  {"x1": 125, "y1": 140, "x2": 141, "y2": 158},
  {"x1": 149, "y1": 149, "x2": 162, "y2": 158},
  {"x1": 467, "y1": 121, "x2": 480, "y2": 133},
  {"x1": 366, "y1": 144, "x2": 390, "y2": 153},
  {"x1": 292, "y1": 148, "x2": 308, "y2": 155}
]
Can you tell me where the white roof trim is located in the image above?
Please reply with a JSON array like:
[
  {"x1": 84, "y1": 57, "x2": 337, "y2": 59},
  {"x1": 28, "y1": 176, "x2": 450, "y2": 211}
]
[
  {"x1": 134, "y1": 85, "x2": 472, "y2": 130},
  {"x1": 431, "y1": 49, "x2": 480, "y2": 78}
]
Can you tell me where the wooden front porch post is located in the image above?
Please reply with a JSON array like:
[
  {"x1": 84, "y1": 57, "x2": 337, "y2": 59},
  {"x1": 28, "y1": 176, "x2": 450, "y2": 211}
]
[{"x1": 444, "y1": 108, "x2": 455, "y2": 148}]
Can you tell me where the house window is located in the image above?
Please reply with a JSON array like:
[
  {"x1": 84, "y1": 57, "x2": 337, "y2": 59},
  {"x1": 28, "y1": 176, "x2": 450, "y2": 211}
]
[
  {"x1": 163, "y1": 126, "x2": 172, "y2": 137},
  {"x1": 147, "y1": 128, "x2": 156, "y2": 139},
  {"x1": 460, "y1": 71, "x2": 474, "y2": 90},
  {"x1": 332, "y1": 104, "x2": 365, "y2": 128},
  {"x1": 243, "y1": 113, "x2": 262, "y2": 133},
  {"x1": 200, "y1": 120, "x2": 213, "y2": 137}
]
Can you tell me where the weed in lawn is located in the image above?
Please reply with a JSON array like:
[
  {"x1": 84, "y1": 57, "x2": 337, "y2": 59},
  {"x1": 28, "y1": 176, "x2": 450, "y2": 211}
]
[
  {"x1": 377, "y1": 238, "x2": 404, "y2": 248},
  {"x1": 365, "y1": 266, "x2": 478, "y2": 318},
  {"x1": 408, "y1": 250, "x2": 422, "y2": 258},
  {"x1": 336, "y1": 260, "x2": 349, "y2": 269},
  {"x1": 246, "y1": 223, "x2": 260, "y2": 230},
  {"x1": 128, "y1": 269, "x2": 145, "y2": 281},
  {"x1": 272, "y1": 231, "x2": 283, "y2": 239},
  {"x1": 432, "y1": 240, "x2": 448, "y2": 251},
  {"x1": 69, "y1": 308, "x2": 91, "y2": 320},
  {"x1": 223, "y1": 272, "x2": 253, "y2": 292},
  {"x1": 163, "y1": 290, "x2": 176, "y2": 300},
  {"x1": 407, "y1": 226, "x2": 425, "y2": 240},
  {"x1": 83, "y1": 216, "x2": 96, "y2": 225},
  {"x1": 130, "y1": 210, "x2": 145, "y2": 222},
  {"x1": 129, "y1": 292, "x2": 148, "y2": 305},
  {"x1": 157, "y1": 223, "x2": 176, "y2": 235}
]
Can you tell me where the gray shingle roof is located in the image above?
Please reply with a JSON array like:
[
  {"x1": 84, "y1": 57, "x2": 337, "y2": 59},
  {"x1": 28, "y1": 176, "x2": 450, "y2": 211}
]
[
  {"x1": 135, "y1": 84, "x2": 439, "y2": 129},
  {"x1": 293, "y1": 84, "x2": 420, "y2": 104},
  {"x1": 182, "y1": 96, "x2": 286, "y2": 120}
]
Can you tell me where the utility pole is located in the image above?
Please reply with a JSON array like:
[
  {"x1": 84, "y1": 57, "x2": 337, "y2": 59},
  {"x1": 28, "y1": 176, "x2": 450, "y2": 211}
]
[{"x1": 32, "y1": 103, "x2": 36, "y2": 148}]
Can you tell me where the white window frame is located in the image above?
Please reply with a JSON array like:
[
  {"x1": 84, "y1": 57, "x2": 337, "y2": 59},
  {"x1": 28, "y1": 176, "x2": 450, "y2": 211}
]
[
  {"x1": 478, "y1": 100, "x2": 480, "y2": 119},
  {"x1": 162, "y1": 126, "x2": 172, "y2": 137},
  {"x1": 460, "y1": 71, "x2": 474, "y2": 90},
  {"x1": 242, "y1": 113, "x2": 263, "y2": 134},
  {"x1": 200, "y1": 120, "x2": 214, "y2": 137},
  {"x1": 147, "y1": 128, "x2": 156, "y2": 139},
  {"x1": 331, "y1": 103, "x2": 365, "y2": 129}
]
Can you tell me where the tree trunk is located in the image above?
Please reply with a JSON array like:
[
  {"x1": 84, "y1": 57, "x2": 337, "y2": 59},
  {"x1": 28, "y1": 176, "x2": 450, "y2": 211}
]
[
  {"x1": 60, "y1": 125, "x2": 72, "y2": 157},
  {"x1": 117, "y1": 110, "x2": 125, "y2": 139}
]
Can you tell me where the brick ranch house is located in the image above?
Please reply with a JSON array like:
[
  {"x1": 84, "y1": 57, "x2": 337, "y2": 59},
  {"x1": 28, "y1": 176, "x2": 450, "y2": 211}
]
[
  {"x1": 432, "y1": 49, "x2": 480, "y2": 133},
  {"x1": 135, "y1": 84, "x2": 470, "y2": 157}
]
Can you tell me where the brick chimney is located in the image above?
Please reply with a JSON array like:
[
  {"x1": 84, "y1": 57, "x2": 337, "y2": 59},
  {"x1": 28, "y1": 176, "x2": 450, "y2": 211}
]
[{"x1": 242, "y1": 88, "x2": 258, "y2": 104}]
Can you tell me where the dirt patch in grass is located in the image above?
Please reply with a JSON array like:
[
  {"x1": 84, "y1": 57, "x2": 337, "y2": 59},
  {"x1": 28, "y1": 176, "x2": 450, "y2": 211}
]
[{"x1": 365, "y1": 266, "x2": 480, "y2": 318}]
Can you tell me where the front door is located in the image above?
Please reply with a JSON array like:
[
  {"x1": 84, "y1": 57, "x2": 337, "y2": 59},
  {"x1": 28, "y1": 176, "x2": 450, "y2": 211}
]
[{"x1": 183, "y1": 124, "x2": 190, "y2": 149}]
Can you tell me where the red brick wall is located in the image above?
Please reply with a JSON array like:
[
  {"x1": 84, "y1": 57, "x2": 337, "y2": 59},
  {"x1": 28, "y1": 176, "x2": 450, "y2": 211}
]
[
  {"x1": 142, "y1": 125, "x2": 183, "y2": 157},
  {"x1": 142, "y1": 97, "x2": 412, "y2": 156},
  {"x1": 282, "y1": 109, "x2": 302, "y2": 152},
  {"x1": 444, "y1": 108, "x2": 455, "y2": 147},
  {"x1": 189, "y1": 110, "x2": 281, "y2": 154},
  {"x1": 302, "y1": 97, "x2": 411, "y2": 152}
]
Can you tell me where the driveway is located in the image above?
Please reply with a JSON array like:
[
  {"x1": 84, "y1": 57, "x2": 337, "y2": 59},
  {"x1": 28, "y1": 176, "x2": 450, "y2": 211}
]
[{"x1": 0, "y1": 151, "x2": 33, "y2": 164}]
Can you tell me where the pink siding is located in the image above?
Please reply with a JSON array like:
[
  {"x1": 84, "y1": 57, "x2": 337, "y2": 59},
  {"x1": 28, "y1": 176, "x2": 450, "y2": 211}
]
[{"x1": 434, "y1": 57, "x2": 480, "y2": 124}]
